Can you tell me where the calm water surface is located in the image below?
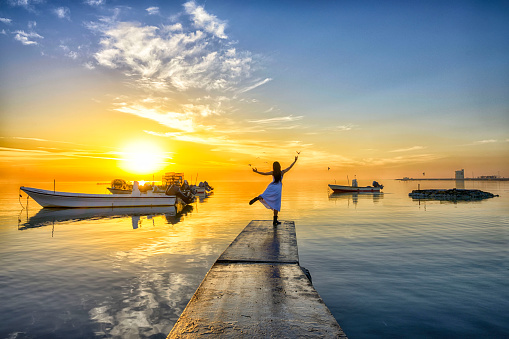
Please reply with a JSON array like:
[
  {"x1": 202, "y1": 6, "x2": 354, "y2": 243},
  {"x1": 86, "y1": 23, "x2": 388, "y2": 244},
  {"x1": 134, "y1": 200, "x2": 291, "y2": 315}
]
[{"x1": 1, "y1": 179, "x2": 508, "y2": 338}]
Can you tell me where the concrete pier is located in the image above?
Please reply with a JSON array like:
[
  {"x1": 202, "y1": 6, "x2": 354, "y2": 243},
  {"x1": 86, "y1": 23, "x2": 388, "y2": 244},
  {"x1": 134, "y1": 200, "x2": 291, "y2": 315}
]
[{"x1": 168, "y1": 220, "x2": 347, "y2": 338}]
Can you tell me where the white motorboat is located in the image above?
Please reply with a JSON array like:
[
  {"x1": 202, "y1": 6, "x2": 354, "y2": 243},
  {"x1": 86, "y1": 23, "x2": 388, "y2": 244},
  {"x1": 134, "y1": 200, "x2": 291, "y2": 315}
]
[{"x1": 20, "y1": 186, "x2": 180, "y2": 208}]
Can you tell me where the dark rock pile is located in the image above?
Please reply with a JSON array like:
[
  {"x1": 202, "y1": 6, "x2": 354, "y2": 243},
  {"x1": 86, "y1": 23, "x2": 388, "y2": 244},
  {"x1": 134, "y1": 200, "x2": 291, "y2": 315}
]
[{"x1": 409, "y1": 188, "x2": 499, "y2": 201}]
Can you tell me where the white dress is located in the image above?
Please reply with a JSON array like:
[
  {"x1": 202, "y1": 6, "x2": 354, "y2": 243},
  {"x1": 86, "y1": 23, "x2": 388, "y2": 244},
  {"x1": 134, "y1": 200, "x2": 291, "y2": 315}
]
[{"x1": 260, "y1": 174, "x2": 283, "y2": 211}]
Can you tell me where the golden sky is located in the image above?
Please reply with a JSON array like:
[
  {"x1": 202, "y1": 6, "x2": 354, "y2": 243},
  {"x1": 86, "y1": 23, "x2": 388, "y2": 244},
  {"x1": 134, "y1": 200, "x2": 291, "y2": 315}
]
[{"x1": 1, "y1": 1, "x2": 508, "y2": 183}]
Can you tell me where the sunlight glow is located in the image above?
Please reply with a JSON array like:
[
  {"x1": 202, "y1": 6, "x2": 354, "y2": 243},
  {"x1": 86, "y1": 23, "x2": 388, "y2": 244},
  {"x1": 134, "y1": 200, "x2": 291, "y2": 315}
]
[{"x1": 119, "y1": 141, "x2": 167, "y2": 175}]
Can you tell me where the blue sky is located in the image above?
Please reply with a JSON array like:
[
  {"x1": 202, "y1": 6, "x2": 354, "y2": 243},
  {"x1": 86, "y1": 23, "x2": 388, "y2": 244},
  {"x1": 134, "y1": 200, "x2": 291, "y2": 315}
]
[{"x1": 1, "y1": 0, "x2": 508, "y2": 180}]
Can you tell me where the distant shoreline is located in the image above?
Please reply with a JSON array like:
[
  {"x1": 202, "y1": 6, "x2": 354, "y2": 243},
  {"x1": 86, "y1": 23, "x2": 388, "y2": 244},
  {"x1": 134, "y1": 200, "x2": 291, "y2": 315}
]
[{"x1": 397, "y1": 178, "x2": 509, "y2": 181}]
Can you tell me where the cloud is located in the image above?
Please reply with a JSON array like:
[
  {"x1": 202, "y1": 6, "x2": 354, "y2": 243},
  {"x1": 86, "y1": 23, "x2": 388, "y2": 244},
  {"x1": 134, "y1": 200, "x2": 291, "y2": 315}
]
[
  {"x1": 389, "y1": 145, "x2": 426, "y2": 153},
  {"x1": 114, "y1": 105, "x2": 196, "y2": 132},
  {"x1": 67, "y1": 51, "x2": 78, "y2": 59},
  {"x1": 183, "y1": 0, "x2": 227, "y2": 39},
  {"x1": 85, "y1": 0, "x2": 104, "y2": 6},
  {"x1": 249, "y1": 115, "x2": 303, "y2": 124},
  {"x1": 146, "y1": 7, "x2": 159, "y2": 15},
  {"x1": 13, "y1": 30, "x2": 43, "y2": 45},
  {"x1": 7, "y1": 0, "x2": 43, "y2": 9},
  {"x1": 364, "y1": 153, "x2": 442, "y2": 166},
  {"x1": 473, "y1": 139, "x2": 497, "y2": 144},
  {"x1": 181, "y1": 103, "x2": 218, "y2": 117},
  {"x1": 93, "y1": 18, "x2": 254, "y2": 91},
  {"x1": 0, "y1": 18, "x2": 12, "y2": 24},
  {"x1": 146, "y1": 130, "x2": 310, "y2": 159},
  {"x1": 54, "y1": 7, "x2": 71, "y2": 20},
  {"x1": 238, "y1": 78, "x2": 272, "y2": 93},
  {"x1": 1, "y1": 136, "x2": 105, "y2": 147},
  {"x1": 333, "y1": 124, "x2": 355, "y2": 131},
  {"x1": 0, "y1": 146, "x2": 121, "y2": 162}
]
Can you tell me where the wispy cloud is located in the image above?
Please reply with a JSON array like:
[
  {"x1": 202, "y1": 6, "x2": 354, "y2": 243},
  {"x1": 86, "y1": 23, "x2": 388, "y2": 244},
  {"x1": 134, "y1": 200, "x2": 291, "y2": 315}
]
[
  {"x1": 334, "y1": 124, "x2": 356, "y2": 131},
  {"x1": 249, "y1": 115, "x2": 303, "y2": 124},
  {"x1": 473, "y1": 139, "x2": 497, "y2": 144},
  {"x1": 146, "y1": 130, "x2": 311, "y2": 159},
  {"x1": 0, "y1": 17, "x2": 12, "y2": 24},
  {"x1": 114, "y1": 105, "x2": 196, "y2": 133},
  {"x1": 146, "y1": 7, "x2": 159, "y2": 15},
  {"x1": 7, "y1": 0, "x2": 43, "y2": 10},
  {"x1": 238, "y1": 78, "x2": 272, "y2": 93},
  {"x1": 183, "y1": 0, "x2": 227, "y2": 39},
  {"x1": 0, "y1": 136, "x2": 111, "y2": 148},
  {"x1": 13, "y1": 30, "x2": 43, "y2": 45},
  {"x1": 461, "y1": 139, "x2": 502, "y2": 146},
  {"x1": 93, "y1": 22, "x2": 252, "y2": 91},
  {"x1": 54, "y1": 7, "x2": 71, "y2": 20},
  {"x1": 91, "y1": 2, "x2": 258, "y2": 93},
  {"x1": 0, "y1": 146, "x2": 121, "y2": 162},
  {"x1": 364, "y1": 153, "x2": 442, "y2": 166},
  {"x1": 85, "y1": 0, "x2": 104, "y2": 6},
  {"x1": 389, "y1": 145, "x2": 426, "y2": 153}
]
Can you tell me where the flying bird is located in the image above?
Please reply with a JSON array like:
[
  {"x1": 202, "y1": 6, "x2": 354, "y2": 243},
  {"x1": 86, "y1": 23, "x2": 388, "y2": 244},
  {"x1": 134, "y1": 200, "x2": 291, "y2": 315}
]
[{"x1": 296, "y1": 151, "x2": 301, "y2": 154}]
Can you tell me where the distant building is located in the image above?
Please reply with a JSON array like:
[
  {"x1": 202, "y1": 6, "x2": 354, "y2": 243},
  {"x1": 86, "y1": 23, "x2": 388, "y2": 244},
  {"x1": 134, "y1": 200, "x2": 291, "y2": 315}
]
[
  {"x1": 455, "y1": 169, "x2": 465, "y2": 180},
  {"x1": 479, "y1": 175, "x2": 497, "y2": 179}
]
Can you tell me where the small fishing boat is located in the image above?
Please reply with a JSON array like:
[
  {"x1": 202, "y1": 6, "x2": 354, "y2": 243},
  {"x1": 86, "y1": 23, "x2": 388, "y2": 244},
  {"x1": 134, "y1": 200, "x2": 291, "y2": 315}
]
[
  {"x1": 191, "y1": 181, "x2": 214, "y2": 195},
  {"x1": 328, "y1": 179, "x2": 383, "y2": 193},
  {"x1": 20, "y1": 186, "x2": 182, "y2": 208}
]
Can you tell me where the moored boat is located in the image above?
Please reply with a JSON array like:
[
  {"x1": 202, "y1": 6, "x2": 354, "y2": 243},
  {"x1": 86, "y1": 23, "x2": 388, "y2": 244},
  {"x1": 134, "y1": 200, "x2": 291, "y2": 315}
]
[
  {"x1": 191, "y1": 181, "x2": 214, "y2": 195},
  {"x1": 20, "y1": 186, "x2": 181, "y2": 208},
  {"x1": 328, "y1": 179, "x2": 383, "y2": 193}
]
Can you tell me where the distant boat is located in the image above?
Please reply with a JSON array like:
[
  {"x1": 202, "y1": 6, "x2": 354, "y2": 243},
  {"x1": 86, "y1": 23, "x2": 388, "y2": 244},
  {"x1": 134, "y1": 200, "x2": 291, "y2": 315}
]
[
  {"x1": 20, "y1": 186, "x2": 182, "y2": 208},
  {"x1": 191, "y1": 181, "x2": 214, "y2": 195},
  {"x1": 328, "y1": 179, "x2": 383, "y2": 193}
]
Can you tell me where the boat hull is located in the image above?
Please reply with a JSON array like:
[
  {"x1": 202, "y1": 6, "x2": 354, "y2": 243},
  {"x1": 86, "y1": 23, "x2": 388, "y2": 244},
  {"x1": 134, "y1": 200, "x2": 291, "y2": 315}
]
[
  {"x1": 328, "y1": 184, "x2": 382, "y2": 193},
  {"x1": 21, "y1": 187, "x2": 178, "y2": 208}
]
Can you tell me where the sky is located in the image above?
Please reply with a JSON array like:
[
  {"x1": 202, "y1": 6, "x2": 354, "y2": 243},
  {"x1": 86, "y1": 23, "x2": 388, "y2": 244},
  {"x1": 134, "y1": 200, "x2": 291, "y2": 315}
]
[{"x1": 1, "y1": 0, "x2": 508, "y2": 183}]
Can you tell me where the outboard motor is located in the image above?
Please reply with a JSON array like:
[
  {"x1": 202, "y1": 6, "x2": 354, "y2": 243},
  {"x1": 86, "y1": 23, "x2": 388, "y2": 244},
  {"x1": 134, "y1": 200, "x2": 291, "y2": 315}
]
[
  {"x1": 165, "y1": 184, "x2": 179, "y2": 196},
  {"x1": 165, "y1": 184, "x2": 194, "y2": 204},
  {"x1": 204, "y1": 181, "x2": 213, "y2": 191}
]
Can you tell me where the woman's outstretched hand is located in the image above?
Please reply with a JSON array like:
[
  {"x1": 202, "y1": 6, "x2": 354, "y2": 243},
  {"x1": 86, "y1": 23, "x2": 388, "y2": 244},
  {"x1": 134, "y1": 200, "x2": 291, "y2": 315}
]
[
  {"x1": 295, "y1": 155, "x2": 298, "y2": 161},
  {"x1": 252, "y1": 167, "x2": 258, "y2": 172}
]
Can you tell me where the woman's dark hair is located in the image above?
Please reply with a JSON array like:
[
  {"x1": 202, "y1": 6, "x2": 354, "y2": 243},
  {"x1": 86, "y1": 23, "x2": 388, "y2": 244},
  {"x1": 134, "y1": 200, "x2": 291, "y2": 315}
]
[{"x1": 273, "y1": 161, "x2": 282, "y2": 184}]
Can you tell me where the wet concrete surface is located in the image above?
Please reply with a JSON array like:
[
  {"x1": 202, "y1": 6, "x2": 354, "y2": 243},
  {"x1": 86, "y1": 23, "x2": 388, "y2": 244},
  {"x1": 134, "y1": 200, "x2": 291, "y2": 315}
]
[{"x1": 168, "y1": 220, "x2": 347, "y2": 338}]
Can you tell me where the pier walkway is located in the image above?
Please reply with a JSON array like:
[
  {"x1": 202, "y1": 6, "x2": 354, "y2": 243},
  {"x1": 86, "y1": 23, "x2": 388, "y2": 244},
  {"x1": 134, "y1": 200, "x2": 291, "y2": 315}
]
[{"x1": 168, "y1": 220, "x2": 347, "y2": 338}]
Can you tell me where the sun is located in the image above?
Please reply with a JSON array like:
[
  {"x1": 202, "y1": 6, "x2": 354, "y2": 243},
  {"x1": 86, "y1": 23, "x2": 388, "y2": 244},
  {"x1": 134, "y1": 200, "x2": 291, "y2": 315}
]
[{"x1": 119, "y1": 141, "x2": 168, "y2": 175}]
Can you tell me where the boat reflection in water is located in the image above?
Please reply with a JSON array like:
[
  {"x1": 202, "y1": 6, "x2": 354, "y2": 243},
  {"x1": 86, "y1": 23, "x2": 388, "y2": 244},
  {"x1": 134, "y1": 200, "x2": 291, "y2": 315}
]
[
  {"x1": 18, "y1": 204, "x2": 193, "y2": 231},
  {"x1": 328, "y1": 192, "x2": 384, "y2": 206}
]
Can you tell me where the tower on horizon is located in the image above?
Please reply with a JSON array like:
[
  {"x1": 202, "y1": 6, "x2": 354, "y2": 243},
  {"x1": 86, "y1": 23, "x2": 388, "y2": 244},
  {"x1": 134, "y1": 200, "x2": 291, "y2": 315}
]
[{"x1": 455, "y1": 169, "x2": 465, "y2": 180}]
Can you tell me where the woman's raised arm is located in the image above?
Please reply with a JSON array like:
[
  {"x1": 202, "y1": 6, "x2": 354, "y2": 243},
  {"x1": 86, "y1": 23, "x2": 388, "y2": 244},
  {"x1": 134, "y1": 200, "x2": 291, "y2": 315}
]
[
  {"x1": 282, "y1": 156, "x2": 298, "y2": 174},
  {"x1": 252, "y1": 167, "x2": 273, "y2": 175}
]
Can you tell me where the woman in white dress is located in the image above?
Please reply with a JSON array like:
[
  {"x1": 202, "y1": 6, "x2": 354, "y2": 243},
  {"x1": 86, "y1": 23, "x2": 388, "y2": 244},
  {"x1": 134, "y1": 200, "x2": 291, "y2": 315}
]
[{"x1": 249, "y1": 156, "x2": 298, "y2": 226}]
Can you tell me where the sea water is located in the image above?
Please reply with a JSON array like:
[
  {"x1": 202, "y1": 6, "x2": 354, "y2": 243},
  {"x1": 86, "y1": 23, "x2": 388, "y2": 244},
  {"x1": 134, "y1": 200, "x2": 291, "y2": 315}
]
[{"x1": 0, "y1": 179, "x2": 508, "y2": 338}]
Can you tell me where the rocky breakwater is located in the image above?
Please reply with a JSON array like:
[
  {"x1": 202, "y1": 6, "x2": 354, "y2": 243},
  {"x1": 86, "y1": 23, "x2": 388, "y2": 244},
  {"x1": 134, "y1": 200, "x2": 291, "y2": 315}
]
[{"x1": 409, "y1": 188, "x2": 499, "y2": 201}]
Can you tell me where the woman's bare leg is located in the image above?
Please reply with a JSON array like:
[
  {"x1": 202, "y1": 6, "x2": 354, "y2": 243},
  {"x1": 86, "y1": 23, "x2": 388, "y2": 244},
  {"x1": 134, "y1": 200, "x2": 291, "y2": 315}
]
[{"x1": 273, "y1": 209, "x2": 280, "y2": 225}]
